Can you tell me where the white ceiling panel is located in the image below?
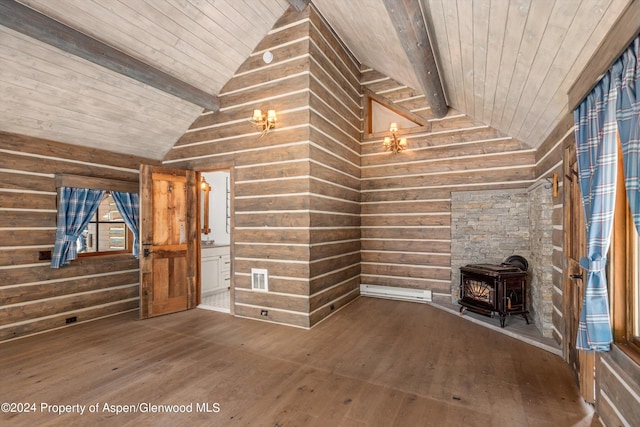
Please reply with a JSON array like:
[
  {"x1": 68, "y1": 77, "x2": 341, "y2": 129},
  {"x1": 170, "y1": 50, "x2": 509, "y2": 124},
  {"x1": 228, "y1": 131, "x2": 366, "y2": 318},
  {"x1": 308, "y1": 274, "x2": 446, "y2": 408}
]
[
  {"x1": 1, "y1": 0, "x2": 290, "y2": 159},
  {"x1": 422, "y1": 0, "x2": 630, "y2": 147},
  {"x1": 0, "y1": 0, "x2": 633, "y2": 159},
  {"x1": 0, "y1": 26, "x2": 203, "y2": 159}
]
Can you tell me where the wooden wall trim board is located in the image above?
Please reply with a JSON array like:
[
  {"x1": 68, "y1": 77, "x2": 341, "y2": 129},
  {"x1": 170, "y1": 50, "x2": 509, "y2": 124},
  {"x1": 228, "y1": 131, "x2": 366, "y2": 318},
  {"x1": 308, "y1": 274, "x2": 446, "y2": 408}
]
[
  {"x1": 55, "y1": 174, "x2": 138, "y2": 193},
  {"x1": 568, "y1": 0, "x2": 640, "y2": 111},
  {"x1": 0, "y1": 131, "x2": 156, "y2": 170}
]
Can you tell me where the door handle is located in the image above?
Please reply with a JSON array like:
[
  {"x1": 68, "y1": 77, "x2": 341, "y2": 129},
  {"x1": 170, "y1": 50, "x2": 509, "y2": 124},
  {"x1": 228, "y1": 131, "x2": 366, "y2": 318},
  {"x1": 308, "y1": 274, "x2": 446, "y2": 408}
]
[{"x1": 570, "y1": 273, "x2": 583, "y2": 281}]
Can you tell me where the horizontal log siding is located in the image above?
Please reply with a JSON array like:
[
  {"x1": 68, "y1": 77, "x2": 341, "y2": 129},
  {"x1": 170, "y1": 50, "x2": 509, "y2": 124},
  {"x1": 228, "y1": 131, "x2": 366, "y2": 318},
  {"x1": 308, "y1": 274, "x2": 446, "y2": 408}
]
[
  {"x1": 164, "y1": 6, "x2": 314, "y2": 328},
  {"x1": 361, "y1": 68, "x2": 536, "y2": 298},
  {"x1": 596, "y1": 347, "x2": 640, "y2": 427},
  {"x1": 307, "y1": 4, "x2": 361, "y2": 326},
  {"x1": 535, "y1": 113, "x2": 571, "y2": 347},
  {"x1": 0, "y1": 131, "x2": 147, "y2": 341}
]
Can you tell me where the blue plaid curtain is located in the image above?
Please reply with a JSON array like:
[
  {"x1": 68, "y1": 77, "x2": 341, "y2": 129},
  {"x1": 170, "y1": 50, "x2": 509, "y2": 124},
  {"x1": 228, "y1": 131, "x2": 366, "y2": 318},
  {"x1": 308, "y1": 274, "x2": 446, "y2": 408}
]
[
  {"x1": 112, "y1": 191, "x2": 140, "y2": 258},
  {"x1": 614, "y1": 36, "x2": 640, "y2": 232},
  {"x1": 51, "y1": 187, "x2": 105, "y2": 268},
  {"x1": 574, "y1": 75, "x2": 618, "y2": 351},
  {"x1": 573, "y1": 34, "x2": 640, "y2": 351}
]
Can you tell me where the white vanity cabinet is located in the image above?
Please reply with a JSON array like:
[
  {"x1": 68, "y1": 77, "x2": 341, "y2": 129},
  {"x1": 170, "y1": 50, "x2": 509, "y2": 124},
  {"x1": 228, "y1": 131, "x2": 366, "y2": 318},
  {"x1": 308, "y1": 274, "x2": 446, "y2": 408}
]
[{"x1": 201, "y1": 245, "x2": 230, "y2": 296}]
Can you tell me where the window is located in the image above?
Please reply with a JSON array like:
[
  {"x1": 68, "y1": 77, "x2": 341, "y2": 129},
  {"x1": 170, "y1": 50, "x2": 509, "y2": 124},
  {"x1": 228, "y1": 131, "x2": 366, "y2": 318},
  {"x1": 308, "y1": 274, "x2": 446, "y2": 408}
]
[
  {"x1": 610, "y1": 141, "x2": 640, "y2": 357},
  {"x1": 77, "y1": 192, "x2": 131, "y2": 255},
  {"x1": 51, "y1": 174, "x2": 139, "y2": 269}
]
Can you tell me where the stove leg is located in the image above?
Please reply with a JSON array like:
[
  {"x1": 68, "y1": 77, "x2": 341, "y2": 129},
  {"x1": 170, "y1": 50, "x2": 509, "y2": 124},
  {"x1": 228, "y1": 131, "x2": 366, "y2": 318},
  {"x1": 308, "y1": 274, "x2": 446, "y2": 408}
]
[
  {"x1": 522, "y1": 313, "x2": 529, "y2": 324},
  {"x1": 499, "y1": 314, "x2": 506, "y2": 328}
]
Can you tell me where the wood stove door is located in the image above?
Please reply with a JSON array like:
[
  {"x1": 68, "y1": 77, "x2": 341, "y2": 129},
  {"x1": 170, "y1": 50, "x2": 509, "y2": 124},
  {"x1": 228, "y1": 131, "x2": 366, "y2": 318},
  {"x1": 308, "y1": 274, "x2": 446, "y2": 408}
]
[{"x1": 564, "y1": 141, "x2": 595, "y2": 403}]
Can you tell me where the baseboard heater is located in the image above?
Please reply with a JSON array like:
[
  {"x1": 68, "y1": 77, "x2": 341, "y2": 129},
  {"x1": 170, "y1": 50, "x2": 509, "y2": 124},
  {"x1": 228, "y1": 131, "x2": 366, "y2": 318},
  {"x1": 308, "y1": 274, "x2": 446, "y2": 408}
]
[{"x1": 360, "y1": 284, "x2": 432, "y2": 303}]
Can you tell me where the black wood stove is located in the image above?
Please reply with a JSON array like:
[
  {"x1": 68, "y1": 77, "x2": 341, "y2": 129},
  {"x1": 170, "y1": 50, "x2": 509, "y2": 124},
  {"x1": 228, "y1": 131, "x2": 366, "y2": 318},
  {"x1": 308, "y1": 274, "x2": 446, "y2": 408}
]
[{"x1": 458, "y1": 256, "x2": 529, "y2": 328}]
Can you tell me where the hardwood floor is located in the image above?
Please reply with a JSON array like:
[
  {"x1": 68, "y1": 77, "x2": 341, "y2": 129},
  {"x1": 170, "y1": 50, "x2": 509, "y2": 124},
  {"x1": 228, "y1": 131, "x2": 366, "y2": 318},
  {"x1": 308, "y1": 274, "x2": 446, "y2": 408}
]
[
  {"x1": 432, "y1": 298, "x2": 561, "y2": 356},
  {"x1": 1, "y1": 297, "x2": 600, "y2": 426}
]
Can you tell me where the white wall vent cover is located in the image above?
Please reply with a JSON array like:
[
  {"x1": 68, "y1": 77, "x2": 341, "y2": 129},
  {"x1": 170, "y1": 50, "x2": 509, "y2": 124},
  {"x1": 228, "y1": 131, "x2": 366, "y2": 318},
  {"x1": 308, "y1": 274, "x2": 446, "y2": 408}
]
[
  {"x1": 360, "y1": 284, "x2": 432, "y2": 303},
  {"x1": 251, "y1": 268, "x2": 269, "y2": 292}
]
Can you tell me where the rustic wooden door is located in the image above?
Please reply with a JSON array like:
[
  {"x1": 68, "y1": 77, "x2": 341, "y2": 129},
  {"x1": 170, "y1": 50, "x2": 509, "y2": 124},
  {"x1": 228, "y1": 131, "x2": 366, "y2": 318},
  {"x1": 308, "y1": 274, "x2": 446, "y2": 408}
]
[
  {"x1": 564, "y1": 142, "x2": 596, "y2": 403},
  {"x1": 139, "y1": 165, "x2": 198, "y2": 319}
]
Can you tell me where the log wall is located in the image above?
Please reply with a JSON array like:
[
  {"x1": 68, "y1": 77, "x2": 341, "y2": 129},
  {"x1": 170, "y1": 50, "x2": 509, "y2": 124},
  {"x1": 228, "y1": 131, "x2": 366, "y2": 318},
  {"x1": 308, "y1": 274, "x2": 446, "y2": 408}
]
[
  {"x1": 534, "y1": 113, "x2": 572, "y2": 347},
  {"x1": 167, "y1": 1, "x2": 543, "y2": 326},
  {"x1": 0, "y1": 131, "x2": 149, "y2": 341},
  {"x1": 360, "y1": 70, "x2": 536, "y2": 300},
  {"x1": 597, "y1": 347, "x2": 640, "y2": 426},
  {"x1": 0, "y1": 4, "x2": 560, "y2": 336},
  {"x1": 164, "y1": 6, "x2": 329, "y2": 328},
  {"x1": 307, "y1": 7, "x2": 362, "y2": 325}
]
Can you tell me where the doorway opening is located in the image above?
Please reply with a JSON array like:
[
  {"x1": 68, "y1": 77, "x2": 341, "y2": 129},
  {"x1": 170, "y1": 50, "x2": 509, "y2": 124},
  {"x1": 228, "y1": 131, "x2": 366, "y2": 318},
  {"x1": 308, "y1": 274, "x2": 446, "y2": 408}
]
[{"x1": 199, "y1": 170, "x2": 231, "y2": 313}]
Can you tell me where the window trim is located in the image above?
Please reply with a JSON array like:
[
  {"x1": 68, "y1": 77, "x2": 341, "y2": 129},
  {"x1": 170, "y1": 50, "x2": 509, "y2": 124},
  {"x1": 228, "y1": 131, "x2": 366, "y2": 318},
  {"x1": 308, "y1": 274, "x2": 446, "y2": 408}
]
[
  {"x1": 627, "y1": 210, "x2": 640, "y2": 352},
  {"x1": 56, "y1": 174, "x2": 138, "y2": 193},
  {"x1": 55, "y1": 173, "x2": 138, "y2": 258},
  {"x1": 77, "y1": 191, "x2": 133, "y2": 257},
  {"x1": 610, "y1": 138, "x2": 640, "y2": 363}
]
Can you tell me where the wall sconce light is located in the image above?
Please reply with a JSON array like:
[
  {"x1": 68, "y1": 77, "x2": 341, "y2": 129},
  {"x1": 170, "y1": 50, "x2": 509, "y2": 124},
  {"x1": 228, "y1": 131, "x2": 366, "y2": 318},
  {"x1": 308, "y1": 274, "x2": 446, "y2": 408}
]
[
  {"x1": 250, "y1": 109, "x2": 277, "y2": 137},
  {"x1": 200, "y1": 176, "x2": 211, "y2": 235},
  {"x1": 383, "y1": 122, "x2": 407, "y2": 154}
]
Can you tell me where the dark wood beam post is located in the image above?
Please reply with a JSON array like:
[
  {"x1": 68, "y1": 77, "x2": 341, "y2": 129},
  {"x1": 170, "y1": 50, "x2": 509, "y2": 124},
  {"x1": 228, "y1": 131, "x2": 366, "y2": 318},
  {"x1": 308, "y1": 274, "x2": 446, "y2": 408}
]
[
  {"x1": 287, "y1": 0, "x2": 310, "y2": 12},
  {"x1": 0, "y1": 0, "x2": 220, "y2": 112},
  {"x1": 384, "y1": 0, "x2": 448, "y2": 118}
]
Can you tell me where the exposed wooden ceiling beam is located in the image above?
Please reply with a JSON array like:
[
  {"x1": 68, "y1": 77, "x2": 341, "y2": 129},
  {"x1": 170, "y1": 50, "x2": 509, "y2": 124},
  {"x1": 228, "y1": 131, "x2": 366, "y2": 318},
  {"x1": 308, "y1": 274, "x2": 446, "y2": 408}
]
[
  {"x1": 0, "y1": 0, "x2": 220, "y2": 112},
  {"x1": 384, "y1": 0, "x2": 448, "y2": 118},
  {"x1": 288, "y1": 0, "x2": 310, "y2": 12}
]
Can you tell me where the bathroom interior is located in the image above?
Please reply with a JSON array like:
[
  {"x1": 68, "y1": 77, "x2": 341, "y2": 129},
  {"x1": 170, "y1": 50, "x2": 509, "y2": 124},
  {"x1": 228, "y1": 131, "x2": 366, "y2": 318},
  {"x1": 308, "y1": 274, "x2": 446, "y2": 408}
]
[{"x1": 200, "y1": 170, "x2": 231, "y2": 312}]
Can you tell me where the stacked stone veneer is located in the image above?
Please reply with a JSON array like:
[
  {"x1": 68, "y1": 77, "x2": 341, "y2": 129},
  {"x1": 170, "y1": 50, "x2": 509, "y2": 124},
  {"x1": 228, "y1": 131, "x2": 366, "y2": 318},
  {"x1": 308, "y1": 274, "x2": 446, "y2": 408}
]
[
  {"x1": 449, "y1": 190, "x2": 533, "y2": 332},
  {"x1": 528, "y1": 184, "x2": 554, "y2": 337},
  {"x1": 451, "y1": 188, "x2": 554, "y2": 337},
  {"x1": 451, "y1": 189, "x2": 531, "y2": 295}
]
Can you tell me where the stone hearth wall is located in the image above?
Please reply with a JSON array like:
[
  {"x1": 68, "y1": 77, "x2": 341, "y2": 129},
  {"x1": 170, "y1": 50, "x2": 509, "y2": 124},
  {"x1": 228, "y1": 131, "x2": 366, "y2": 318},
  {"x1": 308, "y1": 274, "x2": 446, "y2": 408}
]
[
  {"x1": 528, "y1": 184, "x2": 554, "y2": 337},
  {"x1": 451, "y1": 188, "x2": 554, "y2": 337}
]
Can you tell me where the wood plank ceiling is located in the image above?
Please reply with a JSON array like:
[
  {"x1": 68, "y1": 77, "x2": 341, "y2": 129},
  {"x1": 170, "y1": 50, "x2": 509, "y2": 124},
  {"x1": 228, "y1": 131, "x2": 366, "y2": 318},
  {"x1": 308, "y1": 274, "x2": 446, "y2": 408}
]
[
  {"x1": 0, "y1": 0, "x2": 632, "y2": 159},
  {"x1": 313, "y1": 0, "x2": 631, "y2": 146},
  {"x1": 0, "y1": 0, "x2": 290, "y2": 159}
]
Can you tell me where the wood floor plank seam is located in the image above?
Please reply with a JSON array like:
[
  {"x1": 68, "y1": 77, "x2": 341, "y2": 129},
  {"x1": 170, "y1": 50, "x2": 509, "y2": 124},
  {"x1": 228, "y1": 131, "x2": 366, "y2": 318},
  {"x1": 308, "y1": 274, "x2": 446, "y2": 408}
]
[{"x1": 0, "y1": 297, "x2": 599, "y2": 426}]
